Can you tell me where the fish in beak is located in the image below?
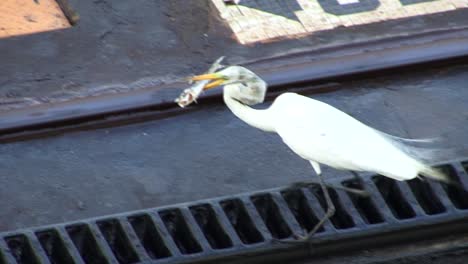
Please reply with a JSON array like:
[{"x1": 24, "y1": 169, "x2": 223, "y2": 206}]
[{"x1": 191, "y1": 73, "x2": 226, "y2": 90}]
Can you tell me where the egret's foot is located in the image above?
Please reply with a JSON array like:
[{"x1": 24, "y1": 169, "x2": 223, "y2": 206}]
[
  {"x1": 273, "y1": 220, "x2": 329, "y2": 244},
  {"x1": 288, "y1": 181, "x2": 370, "y2": 197},
  {"x1": 273, "y1": 232, "x2": 315, "y2": 244}
]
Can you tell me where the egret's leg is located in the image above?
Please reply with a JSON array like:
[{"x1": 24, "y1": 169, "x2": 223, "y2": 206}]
[
  {"x1": 290, "y1": 170, "x2": 369, "y2": 197},
  {"x1": 344, "y1": 171, "x2": 370, "y2": 197},
  {"x1": 278, "y1": 172, "x2": 336, "y2": 243},
  {"x1": 289, "y1": 181, "x2": 369, "y2": 197},
  {"x1": 299, "y1": 162, "x2": 336, "y2": 239},
  {"x1": 307, "y1": 172, "x2": 335, "y2": 237}
]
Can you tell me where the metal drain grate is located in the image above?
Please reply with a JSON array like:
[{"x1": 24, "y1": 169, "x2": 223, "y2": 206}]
[{"x1": 1, "y1": 160, "x2": 468, "y2": 263}]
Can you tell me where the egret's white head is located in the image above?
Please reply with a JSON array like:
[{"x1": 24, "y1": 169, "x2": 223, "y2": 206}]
[{"x1": 191, "y1": 66, "x2": 267, "y2": 106}]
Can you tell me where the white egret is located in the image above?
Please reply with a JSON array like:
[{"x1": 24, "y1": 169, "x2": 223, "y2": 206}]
[{"x1": 191, "y1": 66, "x2": 449, "y2": 241}]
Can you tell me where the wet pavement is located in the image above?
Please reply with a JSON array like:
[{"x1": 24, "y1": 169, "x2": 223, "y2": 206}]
[{"x1": 0, "y1": 63, "x2": 466, "y2": 231}]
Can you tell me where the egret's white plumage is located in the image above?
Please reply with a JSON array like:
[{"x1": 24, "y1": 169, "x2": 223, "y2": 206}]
[
  {"x1": 191, "y1": 65, "x2": 448, "y2": 240},
  {"x1": 271, "y1": 92, "x2": 447, "y2": 181}
]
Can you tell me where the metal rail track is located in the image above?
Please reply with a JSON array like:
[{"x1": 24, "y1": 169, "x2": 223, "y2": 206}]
[{"x1": 0, "y1": 28, "x2": 468, "y2": 141}]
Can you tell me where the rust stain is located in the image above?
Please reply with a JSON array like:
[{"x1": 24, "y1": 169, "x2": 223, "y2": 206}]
[{"x1": 0, "y1": 0, "x2": 70, "y2": 38}]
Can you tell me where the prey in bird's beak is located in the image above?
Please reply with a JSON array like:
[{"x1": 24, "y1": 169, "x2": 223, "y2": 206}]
[{"x1": 191, "y1": 73, "x2": 227, "y2": 90}]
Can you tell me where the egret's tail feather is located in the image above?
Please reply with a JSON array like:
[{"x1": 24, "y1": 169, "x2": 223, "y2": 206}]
[
  {"x1": 419, "y1": 166, "x2": 449, "y2": 183},
  {"x1": 378, "y1": 131, "x2": 458, "y2": 164},
  {"x1": 393, "y1": 142, "x2": 457, "y2": 164},
  {"x1": 376, "y1": 130, "x2": 441, "y2": 144},
  {"x1": 418, "y1": 166, "x2": 465, "y2": 190}
]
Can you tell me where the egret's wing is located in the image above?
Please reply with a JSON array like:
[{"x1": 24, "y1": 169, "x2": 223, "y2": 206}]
[{"x1": 273, "y1": 93, "x2": 400, "y2": 171}]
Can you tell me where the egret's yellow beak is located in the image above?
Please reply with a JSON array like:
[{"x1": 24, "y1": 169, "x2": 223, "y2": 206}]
[{"x1": 191, "y1": 73, "x2": 226, "y2": 90}]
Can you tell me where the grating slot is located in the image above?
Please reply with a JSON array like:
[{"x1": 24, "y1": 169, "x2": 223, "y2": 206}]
[
  {"x1": 66, "y1": 224, "x2": 108, "y2": 264},
  {"x1": 407, "y1": 178, "x2": 446, "y2": 215},
  {"x1": 96, "y1": 219, "x2": 139, "y2": 264},
  {"x1": 36, "y1": 229, "x2": 74, "y2": 264},
  {"x1": 128, "y1": 214, "x2": 171, "y2": 260},
  {"x1": 281, "y1": 189, "x2": 325, "y2": 233},
  {"x1": 251, "y1": 194, "x2": 292, "y2": 239},
  {"x1": 309, "y1": 185, "x2": 355, "y2": 229},
  {"x1": 220, "y1": 199, "x2": 264, "y2": 244},
  {"x1": 189, "y1": 204, "x2": 233, "y2": 249},
  {"x1": 5, "y1": 235, "x2": 40, "y2": 264},
  {"x1": 373, "y1": 176, "x2": 416, "y2": 219},
  {"x1": 0, "y1": 252, "x2": 5, "y2": 264},
  {"x1": 462, "y1": 162, "x2": 468, "y2": 173},
  {"x1": 342, "y1": 180, "x2": 384, "y2": 224},
  {"x1": 159, "y1": 209, "x2": 202, "y2": 254},
  {"x1": 437, "y1": 165, "x2": 468, "y2": 209}
]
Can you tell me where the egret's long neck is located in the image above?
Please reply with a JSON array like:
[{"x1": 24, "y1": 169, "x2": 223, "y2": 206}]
[{"x1": 223, "y1": 86, "x2": 275, "y2": 132}]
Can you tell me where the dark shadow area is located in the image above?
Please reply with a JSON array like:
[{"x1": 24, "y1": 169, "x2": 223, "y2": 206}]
[
  {"x1": 281, "y1": 189, "x2": 325, "y2": 233},
  {"x1": 159, "y1": 209, "x2": 202, "y2": 255},
  {"x1": 251, "y1": 194, "x2": 292, "y2": 239},
  {"x1": 316, "y1": 0, "x2": 380, "y2": 16},
  {"x1": 36, "y1": 229, "x2": 74, "y2": 264},
  {"x1": 400, "y1": 0, "x2": 436, "y2": 5},
  {"x1": 66, "y1": 224, "x2": 108, "y2": 264},
  {"x1": 407, "y1": 178, "x2": 446, "y2": 215},
  {"x1": 372, "y1": 176, "x2": 416, "y2": 219},
  {"x1": 96, "y1": 219, "x2": 139, "y2": 263},
  {"x1": 189, "y1": 204, "x2": 233, "y2": 249},
  {"x1": 436, "y1": 165, "x2": 468, "y2": 210},
  {"x1": 128, "y1": 214, "x2": 172, "y2": 260},
  {"x1": 309, "y1": 185, "x2": 356, "y2": 229},
  {"x1": 237, "y1": 0, "x2": 302, "y2": 21},
  {"x1": 220, "y1": 199, "x2": 264, "y2": 244},
  {"x1": 5, "y1": 235, "x2": 40, "y2": 264},
  {"x1": 342, "y1": 179, "x2": 385, "y2": 224}
]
